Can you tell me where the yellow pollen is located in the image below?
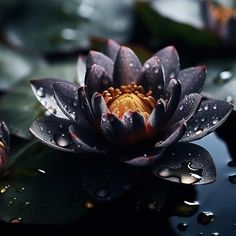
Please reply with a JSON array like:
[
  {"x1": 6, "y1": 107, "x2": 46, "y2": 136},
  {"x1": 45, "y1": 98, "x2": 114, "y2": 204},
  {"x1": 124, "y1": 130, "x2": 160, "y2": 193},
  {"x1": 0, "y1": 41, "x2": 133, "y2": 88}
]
[{"x1": 102, "y1": 83, "x2": 156, "y2": 120}]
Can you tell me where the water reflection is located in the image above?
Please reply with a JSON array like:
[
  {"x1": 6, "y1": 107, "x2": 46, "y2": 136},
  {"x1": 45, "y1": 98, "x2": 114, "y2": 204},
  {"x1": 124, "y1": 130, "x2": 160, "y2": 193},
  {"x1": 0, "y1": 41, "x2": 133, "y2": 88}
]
[{"x1": 170, "y1": 125, "x2": 236, "y2": 235}]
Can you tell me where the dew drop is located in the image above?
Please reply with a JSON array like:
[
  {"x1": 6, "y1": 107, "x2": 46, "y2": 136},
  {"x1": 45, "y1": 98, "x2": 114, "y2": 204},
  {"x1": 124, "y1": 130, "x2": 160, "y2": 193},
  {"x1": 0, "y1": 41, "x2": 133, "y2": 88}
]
[
  {"x1": 225, "y1": 96, "x2": 234, "y2": 104},
  {"x1": 179, "y1": 104, "x2": 184, "y2": 111},
  {"x1": 177, "y1": 222, "x2": 188, "y2": 231},
  {"x1": 170, "y1": 71, "x2": 175, "y2": 79},
  {"x1": 0, "y1": 185, "x2": 10, "y2": 194},
  {"x1": 154, "y1": 68, "x2": 159, "y2": 74},
  {"x1": 215, "y1": 71, "x2": 232, "y2": 84},
  {"x1": 37, "y1": 169, "x2": 46, "y2": 174},
  {"x1": 36, "y1": 87, "x2": 45, "y2": 97},
  {"x1": 129, "y1": 62, "x2": 134, "y2": 67},
  {"x1": 212, "y1": 233, "x2": 220, "y2": 236},
  {"x1": 145, "y1": 63, "x2": 150, "y2": 69},
  {"x1": 59, "y1": 124, "x2": 63, "y2": 129},
  {"x1": 40, "y1": 126, "x2": 44, "y2": 131},
  {"x1": 157, "y1": 84, "x2": 163, "y2": 90},
  {"x1": 213, "y1": 104, "x2": 217, "y2": 110},
  {"x1": 197, "y1": 211, "x2": 214, "y2": 225},
  {"x1": 9, "y1": 217, "x2": 22, "y2": 223},
  {"x1": 204, "y1": 105, "x2": 209, "y2": 111},
  {"x1": 212, "y1": 118, "x2": 219, "y2": 125},
  {"x1": 19, "y1": 201, "x2": 30, "y2": 210},
  {"x1": 201, "y1": 117, "x2": 206, "y2": 122},
  {"x1": 15, "y1": 186, "x2": 25, "y2": 193},
  {"x1": 174, "y1": 200, "x2": 200, "y2": 217},
  {"x1": 148, "y1": 201, "x2": 159, "y2": 211},
  {"x1": 47, "y1": 107, "x2": 57, "y2": 115},
  {"x1": 195, "y1": 128, "x2": 204, "y2": 135},
  {"x1": 54, "y1": 134, "x2": 69, "y2": 147}
]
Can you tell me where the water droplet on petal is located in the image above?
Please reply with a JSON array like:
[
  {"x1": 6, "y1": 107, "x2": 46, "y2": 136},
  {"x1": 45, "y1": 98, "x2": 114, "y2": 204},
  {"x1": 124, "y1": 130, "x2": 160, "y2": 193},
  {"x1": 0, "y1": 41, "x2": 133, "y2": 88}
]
[
  {"x1": 36, "y1": 87, "x2": 45, "y2": 97},
  {"x1": 0, "y1": 185, "x2": 10, "y2": 194},
  {"x1": 204, "y1": 105, "x2": 209, "y2": 111},
  {"x1": 154, "y1": 68, "x2": 159, "y2": 74},
  {"x1": 197, "y1": 211, "x2": 214, "y2": 225},
  {"x1": 225, "y1": 96, "x2": 234, "y2": 104},
  {"x1": 15, "y1": 186, "x2": 25, "y2": 193},
  {"x1": 54, "y1": 134, "x2": 69, "y2": 147},
  {"x1": 84, "y1": 201, "x2": 94, "y2": 209},
  {"x1": 19, "y1": 201, "x2": 30, "y2": 210},
  {"x1": 157, "y1": 84, "x2": 163, "y2": 90},
  {"x1": 179, "y1": 104, "x2": 184, "y2": 111},
  {"x1": 212, "y1": 233, "x2": 220, "y2": 236},
  {"x1": 9, "y1": 217, "x2": 22, "y2": 223},
  {"x1": 213, "y1": 104, "x2": 217, "y2": 110},
  {"x1": 212, "y1": 118, "x2": 219, "y2": 125},
  {"x1": 177, "y1": 222, "x2": 188, "y2": 231},
  {"x1": 129, "y1": 62, "x2": 134, "y2": 67},
  {"x1": 96, "y1": 190, "x2": 108, "y2": 198},
  {"x1": 174, "y1": 200, "x2": 200, "y2": 217},
  {"x1": 145, "y1": 63, "x2": 150, "y2": 69}
]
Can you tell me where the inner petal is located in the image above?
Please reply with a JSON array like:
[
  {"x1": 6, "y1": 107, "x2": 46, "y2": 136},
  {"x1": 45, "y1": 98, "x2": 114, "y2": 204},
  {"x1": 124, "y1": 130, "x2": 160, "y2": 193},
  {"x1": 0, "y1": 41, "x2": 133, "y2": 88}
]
[{"x1": 102, "y1": 83, "x2": 156, "y2": 120}]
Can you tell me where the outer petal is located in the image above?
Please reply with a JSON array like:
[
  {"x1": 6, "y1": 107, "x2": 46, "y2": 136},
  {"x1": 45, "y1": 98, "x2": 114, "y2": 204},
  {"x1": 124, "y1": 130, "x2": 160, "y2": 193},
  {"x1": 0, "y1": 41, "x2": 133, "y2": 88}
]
[
  {"x1": 103, "y1": 39, "x2": 121, "y2": 62},
  {"x1": 77, "y1": 55, "x2": 86, "y2": 86},
  {"x1": 155, "y1": 119, "x2": 187, "y2": 148},
  {"x1": 30, "y1": 79, "x2": 69, "y2": 119},
  {"x1": 178, "y1": 66, "x2": 206, "y2": 99},
  {"x1": 164, "y1": 79, "x2": 181, "y2": 122},
  {"x1": 53, "y1": 82, "x2": 93, "y2": 126},
  {"x1": 152, "y1": 143, "x2": 216, "y2": 185},
  {"x1": 113, "y1": 46, "x2": 142, "y2": 87},
  {"x1": 86, "y1": 50, "x2": 114, "y2": 79},
  {"x1": 122, "y1": 148, "x2": 165, "y2": 167},
  {"x1": 30, "y1": 116, "x2": 81, "y2": 152},
  {"x1": 139, "y1": 55, "x2": 165, "y2": 100},
  {"x1": 0, "y1": 121, "x2": 10, "y2": 150},
  {"x1": 155, "y1": 46, "x2": 180, "y2": 86},
  {"x1": 170, "y1": 93, "x2": 202, "y2": 125},
  {"x1": 85, "y1": 64, "x2": 112, "y2": 99},
  {"x1": 180, "y1": 99, "x2": 233, "y2": 142}
]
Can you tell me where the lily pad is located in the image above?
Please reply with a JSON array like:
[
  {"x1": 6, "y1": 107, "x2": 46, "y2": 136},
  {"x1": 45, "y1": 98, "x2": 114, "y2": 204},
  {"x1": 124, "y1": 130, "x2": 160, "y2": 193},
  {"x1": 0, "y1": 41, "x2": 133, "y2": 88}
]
[
  {"x1": 203, "y1": 59, "x2": 236, "y2": 110},
  {"x1": 3, "y1": 0, "x2": 134, "y2": 53},
  {"x1": 0, "y1": 62, "x2": 77, "y2": 139},
  {"x1": 0, "y1": 45, "x2": 45, "y2": 92},
  {"x1": 0, "y1": 142, "x2": 91, "y2": 224}
]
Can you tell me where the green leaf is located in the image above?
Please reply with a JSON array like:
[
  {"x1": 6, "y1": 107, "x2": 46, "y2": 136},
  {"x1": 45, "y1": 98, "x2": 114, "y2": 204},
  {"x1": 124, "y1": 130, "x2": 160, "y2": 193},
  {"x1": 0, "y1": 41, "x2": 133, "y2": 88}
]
[
  {"x1": 0, "y1": 45, "x2": 45, "y2": 92},
  {"x1": 0, "y1": 62, "x2": 77, "y2": 139},
  {"x1": 0, "y1": 142, "x2": 92, "y2": 224}
]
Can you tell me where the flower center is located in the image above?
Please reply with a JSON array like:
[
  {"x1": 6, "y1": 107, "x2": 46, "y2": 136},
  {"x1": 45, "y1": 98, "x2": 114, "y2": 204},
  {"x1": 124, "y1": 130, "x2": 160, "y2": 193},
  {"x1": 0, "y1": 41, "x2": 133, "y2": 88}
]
[{"x1": 102, "y1": 83, "x2": 156, "y2": 120}]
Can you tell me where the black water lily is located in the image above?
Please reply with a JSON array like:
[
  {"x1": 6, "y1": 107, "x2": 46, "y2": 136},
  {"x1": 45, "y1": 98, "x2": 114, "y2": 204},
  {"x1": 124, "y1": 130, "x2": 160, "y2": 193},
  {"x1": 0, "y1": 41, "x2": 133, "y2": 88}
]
[{"x1": 30, "y1": 39, "x2": 232, "y2": 188}]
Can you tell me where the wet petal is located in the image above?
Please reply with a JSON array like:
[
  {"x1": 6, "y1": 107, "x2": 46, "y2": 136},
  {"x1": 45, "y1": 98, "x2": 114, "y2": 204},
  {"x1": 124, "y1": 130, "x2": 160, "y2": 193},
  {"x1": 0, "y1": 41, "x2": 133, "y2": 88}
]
[
  {"x1": 86, "y1": 50, "x2": 114, "y2": 79},
  {"x1": 123, "y1": 148, "x2": 165, "y2": 167},
  {"x1": 103, "y1": 39, "x2": 121, "y2": 62},
  {"x1": 155, "y1": 46, "x2": 180, "y2": 86},
  {"x1": 0, "y1": 121, "x2": 10, "y2": 150},
  {"x1": 139, "y1": 55, "x2": 165, "y2": 99},
  {"x1": 155, "y1": 119, "x2": 186, "y2": 148},
  {"x1": 113, "y1": 46, "x2": 142, "y2": 86},
  {"x1": 170, "y1": 93, "x2": 202, "y2": 125},
  {"x1": 91, "y1": 92, "x2": 109, "y2": 122},
  {"x1": 30, "y1": 79, "x2": 69, "y2": 119},
  {"x1": 152, "y1": 143, "x2": 216, "y2": 185},
  {"x1": 53, "y1": 82, "x2": 93, "y2": 126},
  {"x1": 85, "y1": 64, "x2": 112, "y2": 99},
  {"x1": 165, "y1": 79, "x2": 181, "y2": 122},
  {"x1": 146, "y1": 99, "x2": 166, "y2": 135},
  {"x1": 180, "y1": 99, "x2": 233, "y2": 142},
  {"x1": 100, "y1": 113, "x2": 127, "y2": 143},
  {"x1": 79, "y1": 156, "x2": 139, "y2": 201},
  {"x1": 30, "y1": 116, "x2": 81, "y2": 152},
  {"x1": 77, "y1": 56, "x2": 86, "y2": 86},
  {"x1": 68, "y1": 125, "x2": 106, "y2": 154},
  {"x1": 179, "y1": 66, "x2": 206, "y2": 99}
]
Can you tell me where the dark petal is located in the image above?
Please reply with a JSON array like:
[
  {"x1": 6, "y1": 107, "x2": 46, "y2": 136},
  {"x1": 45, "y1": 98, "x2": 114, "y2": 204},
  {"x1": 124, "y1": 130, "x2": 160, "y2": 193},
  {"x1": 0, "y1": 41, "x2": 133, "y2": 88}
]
[
  {"x1": 53, "y1": 82, "x2": 93, "y2": 126},
  {"x1": 79, "y1": 156, "x2": 139, "y2": 201},
  {"x1": 180, "y1": 99, "x2": 233, "y2": 142},
  {"x1": 77, "y1": 55, "x2": 86, "y2": 86},
  {"x1": 170, "y1": 93, "x2": 202, "y2": 125},
  {"x1": 155, "y1": 119, "x2": 186, "y2": 148},
  {"x1": 122, "y1": 111, "x2": 145, "y2": 134},
  {"x1": 86, "y1": 50, "x2": 114, "y2": 79},
  {"x1": 103, "y1": 39, "x2": 121, "y2": 62},
  {"x1": 100, "y1": 113, "x2": 127, "y2": 143},
  {"x1": 179, "y1": 66, "x2": 206, "y2": 99},
  {"x1": 146, "y1": 99, "x2": 166, "y2": 135},
  {"x1": 155, "y1": 46, "x2": 180, "y2": 86},
  {"x1": 85, "y1": 64, "x2": 112, "y2": 99},
  {"x1": 123, "y1": 148, "x2": 165, "y2": 167},
  {"x1": 165, "y1": 79, "x2": 181, "y2": 122},
  {"x1": 91, "y1": 92, "x2": 109, "y2": 122},
  {"x1": 139, "y1": 55, "x2": 165, "y2": 99},
  {"x1": 113, "y1": 46, "x2": 142, "y2": 87},
  {"x1": 30, "y1": 79, "x2": 69, "y2": 119},
  {"x1": 30, "y1": 116, "x2": 81, "y2": 153},
  {"x1": 152, "y1": 143, "x2": 216, "y2": 185},
  {"x1": 0, "y1": 121, "x2": 10, "y2": 150},
  {"x1": 68, "y1": 125, "x2": 106, "y2": 154}
]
